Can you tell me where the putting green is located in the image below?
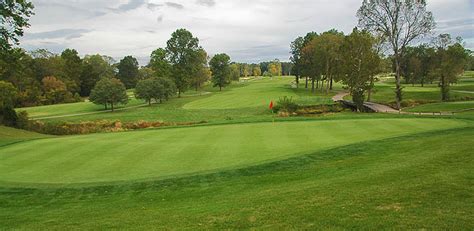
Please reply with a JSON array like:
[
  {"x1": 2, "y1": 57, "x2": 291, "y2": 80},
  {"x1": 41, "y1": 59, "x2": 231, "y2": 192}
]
[{"x1": 0, "y1": 118, "x2": 468, "y2": 185}]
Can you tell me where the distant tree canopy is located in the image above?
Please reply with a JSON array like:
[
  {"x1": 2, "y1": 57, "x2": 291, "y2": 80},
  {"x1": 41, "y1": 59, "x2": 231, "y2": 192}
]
[
  {"x1": 0, "y1": 81, "x2": 18, "y2": 108},
  {"x1": 135, "y1": 77, "x2": 177, "y2": 106},
  {"x1": 117, "y1": 56, "x2": 139, "y2": 89},
  {"x1": 89, "y1": 78, "x2": 128, "y2": 111},
  {"x1": 166, "y1": 29, "x2": 205, "y2": 97},
  {"x1": 210, "y1": 53, "x2": 231, "y2": 91}
]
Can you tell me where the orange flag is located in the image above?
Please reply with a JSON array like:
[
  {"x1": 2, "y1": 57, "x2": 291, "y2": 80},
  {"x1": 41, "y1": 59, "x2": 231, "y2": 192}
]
[{"x1": 269, "y1": 101, "x2": 274, "y2": 110}]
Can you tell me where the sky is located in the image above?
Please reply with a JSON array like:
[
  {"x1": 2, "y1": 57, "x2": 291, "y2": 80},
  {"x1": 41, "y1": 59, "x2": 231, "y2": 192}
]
[{"x1": 19, "y1": 0, "x2": 474, "y2": 65}]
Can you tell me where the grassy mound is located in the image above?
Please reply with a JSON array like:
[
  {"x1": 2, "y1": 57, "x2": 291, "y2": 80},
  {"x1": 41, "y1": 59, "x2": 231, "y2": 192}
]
[
  {"x1": 0, "y1": 126, "x2": 51, "y2": 147},
  {"x1": 1, "y1": 127, "x2": 472, "y2": 229},
  {"x1": 0, "y1": 118, "x2": 468, "y2": 186}
]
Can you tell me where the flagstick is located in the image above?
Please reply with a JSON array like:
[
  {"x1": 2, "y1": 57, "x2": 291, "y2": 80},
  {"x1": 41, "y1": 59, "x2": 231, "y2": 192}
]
[{"x1": 272, "y1": 110, "x2": 275, "y2": 125}]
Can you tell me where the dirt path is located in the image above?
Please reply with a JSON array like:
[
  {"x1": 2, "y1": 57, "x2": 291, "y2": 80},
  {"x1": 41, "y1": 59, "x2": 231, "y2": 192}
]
[{"x1": 332, "y1": 92, "x2": 349, "y2": 102}]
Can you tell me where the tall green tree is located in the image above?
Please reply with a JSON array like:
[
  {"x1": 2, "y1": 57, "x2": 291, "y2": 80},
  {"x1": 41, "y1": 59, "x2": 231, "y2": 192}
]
[
  {"x1": 89, "y1": 78, "x2": 128, "y2": 111},
  {"x1": 157, "y1": 77, "x2": 177, "y2": 101},
  {"x1": 117, "y1": 56, "x2": 139, "y2": 89},
  {"x1": 340, "y1": 29, "x2": 381, "y2": 111},
  {"x1": 61, "y1": 49, "x2": 82, "y2": 93},
  {"x1": 0, "y1": 0, "x2": 34, "y2": 51},
  {"x1": 434, "y1": 42, "x2": 469, "y2": 101},
  {"x1": 191, "y1": 49, "x2": 210, "y2": 91},
  {"x1": 81, "y1": 54, "x2": 114, "y2": 96},
  {"x1": 166, "y1": 29, "x2": 204, "y2": 97},
  {"x1": 357, "y1": 0, "x2": 435, "y2": 109},
  {"x1": 135, "y1": 78, "x2": 164, "y2": 106},
  {"x1": 210, "y1": 53, "x2": 231, "y2": 91},
  {"x1": 290, "y1": 36, "x2": 304, "y2": 88},
  {"x1": 301, "y1": 35, "x2": 322, "y2": 93},
  {"x1": 0, "y1": 81, "x2": 17, "y2": 108},
  {"x1": 301, "y1": 31, "x2": 319, "y2": 89},
  {"x1": 149, "y1": 48, "x2": 171, "y2": 78}
]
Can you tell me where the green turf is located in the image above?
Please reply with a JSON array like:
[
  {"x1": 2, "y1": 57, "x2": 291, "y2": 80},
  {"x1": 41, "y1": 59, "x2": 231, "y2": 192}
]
[
  {"x1": 368, "y1": 73, "x2": 474, "y2": 107},
  {"x1": 0, "y1": 126, "x2": 51, "y2": 147},
  {"x1": 0, "y1": 127, "x2": 472, "y2": 229},
  {"x1": 406, "y1": 101, "x2": 474, "y2": 113},
  {"x1": 22, "y1": 77, "x2": 336, "y2": 123},
  {"x1": 19, "y1": 91, "x2": 145, "y2": 119},
  {"x1": 184, "y1": 77, "x2": 334, "y2": 110},
  {"x1": 0, "y1": 118, "x2": 468, "y2": 186}
]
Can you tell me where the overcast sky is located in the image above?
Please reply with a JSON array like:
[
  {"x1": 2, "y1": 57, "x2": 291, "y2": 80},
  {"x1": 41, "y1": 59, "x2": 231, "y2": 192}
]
[{"x1": 20, "y1": 0, "x2": 474, "y2": 65}]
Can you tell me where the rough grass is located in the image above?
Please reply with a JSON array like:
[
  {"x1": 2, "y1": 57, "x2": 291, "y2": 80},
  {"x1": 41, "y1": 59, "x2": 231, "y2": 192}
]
[
  {"x1": 0, "y1": 127, "x2": 472, "y2": 229},
  {"x1": 0, "y1": 118, "x2": 468, "y2": 186}
]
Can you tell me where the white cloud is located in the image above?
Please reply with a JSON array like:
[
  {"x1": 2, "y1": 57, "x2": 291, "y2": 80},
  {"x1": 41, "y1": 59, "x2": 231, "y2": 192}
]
[{"x1": 20, "y1": 0, "x2": 474, "y2": 65}]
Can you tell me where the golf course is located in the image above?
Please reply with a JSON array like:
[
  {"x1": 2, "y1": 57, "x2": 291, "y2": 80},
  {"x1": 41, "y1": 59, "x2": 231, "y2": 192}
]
[
  {"x1": 1, "y1": 75, "x2": 474, "y2": 229},
  {"x1": 1, "y1": 0, "x2": 474, "y2": 229}
]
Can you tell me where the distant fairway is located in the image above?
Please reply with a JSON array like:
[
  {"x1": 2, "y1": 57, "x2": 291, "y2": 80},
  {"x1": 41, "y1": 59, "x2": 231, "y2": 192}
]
[
  {"x1": 406, "y1": 101, "x2": 474, "y2": 113},
  {"x1": 185, "y1": 77, "x2": 333, "y2": 109},
  {"x1": 0, "y1": 118, "x2": 468, "y2": 186}
]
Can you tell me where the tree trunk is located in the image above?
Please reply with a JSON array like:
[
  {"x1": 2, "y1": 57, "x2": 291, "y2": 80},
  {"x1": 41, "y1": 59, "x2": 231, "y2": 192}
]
[
  {"x1": 311, "y1": 78, "x2": 315, "y2": 93},
  {"x1": 441, "y1": 74, "x2": 449, "y2": 101},
  {"x1": 111, "y1": 103, "x2": 114, "y2": 112},
  {"x1": 394, "y1": 55, "x2": 402, "y2": 110},
  {"x1": 178, "y1": 89, "x2": 181, "y2": 98},
  {"x1": 295, "y1": 75, "x2": 299, "y2": 88},
  {"x1": 326, "y1": 75, "x2": 330, "y2": 95},
  {"x1": 220, "y1": 86, "x2": 222, "y2": 91},
  {"x1": 330, "y1": 74, "x2": 333, "y2": 90},
  {"x1": 104, "y1": 104, "x2": 108, "y2": 110},
  {"x1": 305, "y1": 77, "x2": 308, "y2": 89},
  {"x1": 149, "y1": 100, "x2": 152, "y2": 106},
  {"x1": 367, "y1": 75, "x2": 374, "y2": 102}
]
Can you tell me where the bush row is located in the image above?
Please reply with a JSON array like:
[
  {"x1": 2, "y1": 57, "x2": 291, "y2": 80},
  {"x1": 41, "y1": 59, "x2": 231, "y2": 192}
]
[{"x1": 26, "y1": 120, "x2": 207, "y2": 135}]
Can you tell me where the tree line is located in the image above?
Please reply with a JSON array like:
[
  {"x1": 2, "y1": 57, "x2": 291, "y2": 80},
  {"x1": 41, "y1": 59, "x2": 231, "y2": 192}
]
[{"x1": 290, "y1": 0, "x2": 472, "y2": 110}]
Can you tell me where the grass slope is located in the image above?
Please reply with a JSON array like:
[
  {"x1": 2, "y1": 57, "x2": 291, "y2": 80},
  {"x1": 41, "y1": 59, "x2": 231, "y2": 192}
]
[
  {"x1": 369, "y1": 73, "x2": 474, "y2": 106},
  {"x1": 0, "y1": 126, "x2": 51, "y2": 147},
  {"x1": 0, "y1": 118, "x2": 468, "y2": 185},
  {"x1": 0, "y1": 127, "x2": 472, "y2": 229},
  {"x1": 184, "y1": 77, "x2": 334, "y2": 110},
  {"x1": 19, "y1": 91, "x2": 144, "y2": 119},
  {"x1": 19, "y1": 77, "x2": 336, "y2": 123},
  {"x1": 406, "y1": 101, "x2": 474, "y2": 113}
]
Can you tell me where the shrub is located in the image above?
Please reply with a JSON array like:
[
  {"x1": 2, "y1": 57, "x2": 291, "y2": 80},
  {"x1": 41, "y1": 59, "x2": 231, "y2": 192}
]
[
  {"x1": 0, "y1": 106, "x2": 18, "y2": 127},
  {"x1": 16, "y1": 111, "x2": 29, "y2": 129},
  {"x1": 274, "y1": 96, "x2": 298, "y2": 113}
]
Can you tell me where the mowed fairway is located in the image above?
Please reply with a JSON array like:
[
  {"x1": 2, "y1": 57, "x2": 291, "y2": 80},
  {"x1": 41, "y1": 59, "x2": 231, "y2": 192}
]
[
  {"x1": 184, "y1": 77, "x2": 332, "y2": 110},
  {"x1": 1, "y1": 126, "x2": 473, "y2": 229},
  {"x1": 0, "y1": 118, "x2": 469, "y2": 186}
]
